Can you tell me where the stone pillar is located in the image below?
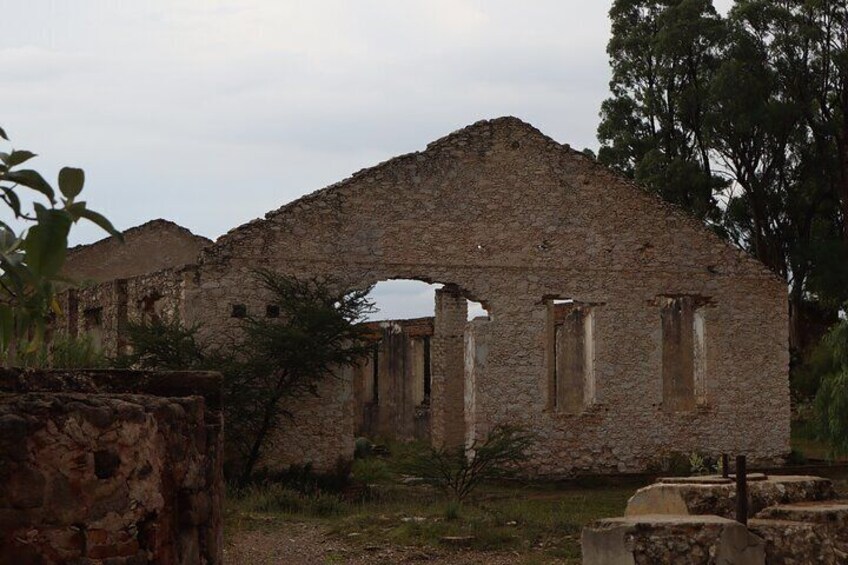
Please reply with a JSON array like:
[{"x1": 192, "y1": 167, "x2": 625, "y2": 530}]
[
  {"x1": 431, "y1": 285, "x2": 467, "y2": 448},
  {"x1": 464, "y1": 318, "x2": 489, "y2": 448},
  {"x1": 376, "y1": 324, "x2": 406, "y2": 437}
]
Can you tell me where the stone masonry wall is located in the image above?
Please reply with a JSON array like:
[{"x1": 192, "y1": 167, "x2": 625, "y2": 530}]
[
  {"x1": 0, "y1": 369, "x2": 223, "y2": 564},
  {"x1": 63, "y1": 219, "x2": 210, "y2": 284},
  {"x1": 191, "y1": 117, "x2": 789, "y2": 476}
]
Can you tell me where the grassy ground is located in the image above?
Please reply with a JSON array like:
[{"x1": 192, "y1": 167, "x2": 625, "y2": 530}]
[
  {"x1": 225, "y1": 422, "x2": 848, "y2": 563},
  {"x1": 226, "y1": 477, "x2": 642, "y2": 563}
]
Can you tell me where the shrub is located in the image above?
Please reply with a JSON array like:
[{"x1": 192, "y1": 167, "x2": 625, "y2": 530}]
[
  {"x1": 352, "y1": 458, "x2": 393, "y2": 484},
  {"x1": 400, "y1": 425, "x2": 534, "y2": 501},
  {"x1": 813, "y1": 319, "x2": 848, "y2": 457}
]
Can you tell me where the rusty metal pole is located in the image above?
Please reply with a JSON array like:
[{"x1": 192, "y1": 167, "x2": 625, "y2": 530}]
[
  {"x1": 735, "y1": 455, "x2": 748, "y2": 525},
  {"x1": 722, "y1": 453, "x2": 729, "y2": 478}
]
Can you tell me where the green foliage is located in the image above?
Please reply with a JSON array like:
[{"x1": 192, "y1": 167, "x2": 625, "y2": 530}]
[
  {"x1": 120, "y1": 270, "x2": 375, "y2": 486},
  {"x1": 232, "y1": 483, "x2": 348, "y2": 517},
  {"x1": 814, "y1": 319, "x2": 848, "y2": 456},
  {"x1": 687, "y1": 451, "x2": 717, "y2": 475},
  {"x1": 399, "y1": 425, "x2": 535, "y2": 501},
  {"x1": 113, "y1": 317, "x2": 208, "y2": 370},
  {"x1": 645, "y1": 450, "x2": 691, "y2": 476},
  {"x1": 599, "y1": 0, "x2": 727, "y2": 221},
  {"x1": 241, "y1": 460, "x2": 353, "y2": 496},
  {"x1": 224, "y1": 270, "x2": 375, "y2": 485},
  {"x1": 443, "y1": 500, "x2": 461, "y2": 521},
  {"x1": 13, "y1": 333, "x2": 107, "y2": 369},
  {"x1": 352, "y1": 458, "x2": 393, "y2": 485},
  {"x1": 354, "y1": 437, "x2": 373, "y2": 459},
  {"x1": 599, "y1": 1, "x2": 848, "y2": 354},
  {"x1": 0, "y1": 126, "x2": 120, "y2": 363}
]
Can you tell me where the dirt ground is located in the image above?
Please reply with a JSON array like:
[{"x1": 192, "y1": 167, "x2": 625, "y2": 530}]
[{"x1": 224, "y1": 521, "x2": 569, "y2": 564}]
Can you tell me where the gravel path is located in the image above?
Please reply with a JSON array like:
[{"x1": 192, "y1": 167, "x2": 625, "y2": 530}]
[{"x1": 225, "y1": 521, "x2": 565, "y2": 564}]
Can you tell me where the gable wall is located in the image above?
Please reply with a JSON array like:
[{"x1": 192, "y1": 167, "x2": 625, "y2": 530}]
[
  {"x1": 188, "y1": 118, "x2": 789, "y2": 475},
  {"x1": 64, "y1": 220, "x2": 210, "y2": 284}
]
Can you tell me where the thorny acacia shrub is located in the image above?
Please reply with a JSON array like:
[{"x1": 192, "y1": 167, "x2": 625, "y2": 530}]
[{"x1": 401, "y1": 425, "x2": 535, "y2": 501}]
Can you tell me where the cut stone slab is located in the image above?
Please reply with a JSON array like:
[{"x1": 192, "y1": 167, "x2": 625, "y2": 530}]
[
  {"x1": 756, "y1": 501, "x2": 848, "y2": 558},
  {"x1": 581, "y1": 514, "x2": 765, "y2": 565},
  {"x1": 748, "y1": 518, "x2": 843, "y2": 565},
  {"x1": 625, "y1": 475, "x2": 835, "y2": 519},
  {"x1": 755, "y1": 501, "x2": 848, "y2": 525},
  {"x1": 658, "y1": 473, "x2": 767, "y2": 485}
]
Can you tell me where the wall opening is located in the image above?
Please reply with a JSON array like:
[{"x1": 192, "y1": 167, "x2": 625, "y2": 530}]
[
  {"x1": 83, "y1": 307, "x2": 104, "y2": 351},
  {"x1": 355, "y1": 279, "x2": 489, "y2": 443},
  {"x1": 546, "y1": 298, "x2": 595, "y2": 413},
  {"x1": 660, "y1": 296, "x2": 707, "y2": 411}
]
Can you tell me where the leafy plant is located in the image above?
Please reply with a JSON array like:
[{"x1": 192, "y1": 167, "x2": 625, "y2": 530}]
[
  {"x1": 0, "y1": 126, "x2": 120, "y2": 363},
  {"x1": 400, "y1": 425, "x2": 535, "y2": 501},
  {"x1": 113, "y1": 317, "x2": 209, "y2": 370},
  {"x1": 225, "y1": 269, "x2": 375, "y2": 486},
  {"x1": 813, "y1": 318, "x2": 848, "y2": 457}
]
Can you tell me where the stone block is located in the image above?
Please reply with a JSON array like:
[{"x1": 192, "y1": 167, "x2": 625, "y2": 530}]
[
  {"x1": 625, "y1": 475, "x2": 835, "y2": 519},
  {"x1": 581, "y1": 514, "x2": 765, "y2": 565}
]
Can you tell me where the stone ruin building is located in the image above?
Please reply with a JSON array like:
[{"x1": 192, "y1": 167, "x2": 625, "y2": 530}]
[{"x1": 56, "y1": 117, "x2": 790, "y2": 476}]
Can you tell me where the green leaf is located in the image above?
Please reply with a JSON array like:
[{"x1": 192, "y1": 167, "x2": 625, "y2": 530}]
[
  {"x1": 78, "y1": 207, "x2": 122, "y2": 240},
  {"x1": 5, "y1": 169, "x2": 55, "y2": 203},
  {"x1": 1, "y1": 187, "x2": 22, "y2": 217},
  {"x1": 0, "y1": 227, "x2": 18, "y2": 251},
  {"x1": 58, "y1": 167, "x2": 84, "y2": 199},
  {"x1": 0, "y1": 126, "x2": 7, "y2": 141},
  {"x1": 24, "y1": 209, "x2": 71, "y2": 277},
  {"x1": 5, "y1": 150, "x2": 37, "y2": 168}
]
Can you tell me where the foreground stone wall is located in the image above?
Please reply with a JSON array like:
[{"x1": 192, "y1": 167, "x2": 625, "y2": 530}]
[
  {"x1": 0, "y1": 369, "x2": 223, "y2": 564},
  {"x1": 192, "y1": 117, "x2": 789, "y2": 475}
]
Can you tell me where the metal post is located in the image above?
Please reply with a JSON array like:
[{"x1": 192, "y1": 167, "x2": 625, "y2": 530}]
[
  {"x1": 735, "y1": 455, "x2": 748, "y2": 525},
  {"x1": 721, "y1": 453, "x2": 729, "y2": 478}
]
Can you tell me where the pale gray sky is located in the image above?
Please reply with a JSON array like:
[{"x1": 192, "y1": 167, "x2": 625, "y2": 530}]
[{"x1": 1, "y1": 0, "x2": 733, "y2": 319}]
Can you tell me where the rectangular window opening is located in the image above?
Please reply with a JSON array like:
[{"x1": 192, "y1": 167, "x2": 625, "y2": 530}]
[
  {"x1": 661, "y1": 296, "x2": 707, "y2": 411},
  {"x1": 548, "y1": 300, "x2": 595, "y2": 413}
]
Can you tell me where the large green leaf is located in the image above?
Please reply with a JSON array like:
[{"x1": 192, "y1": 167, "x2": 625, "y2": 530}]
[
  {"x1": 78, "y1": 207, "x2": 122, "y2": 240},
  {"x1": 5, "y1": 150, "x2": 37, "y2": 168},
  {"x1": 1, "y1": 187, "x2": 21, "y2": 217},
  {"x1": 24, "y1": 209, "x2": 71, "y2": 278},
  {"x1": 58, "y1": 167, "x2": 84, "y2": 199},
  {"x1": 5, "y1": 169, "x2": 55, "y2": 203},
  {"x1": 0, "y1": 126, "x2": 7, "y2": 141}
]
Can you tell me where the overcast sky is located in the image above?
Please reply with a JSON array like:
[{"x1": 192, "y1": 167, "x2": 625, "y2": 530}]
[{"x1": 1, "y1": 0, "x2": 733, "y2": 319}]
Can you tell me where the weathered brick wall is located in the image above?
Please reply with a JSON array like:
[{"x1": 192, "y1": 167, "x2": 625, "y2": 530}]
[
  {"x1": 0, "y1": 369, "x2": 223, "y2": 564},
  {"x1": 191, "y1": 117, "x2": 789, "y2": 475}
]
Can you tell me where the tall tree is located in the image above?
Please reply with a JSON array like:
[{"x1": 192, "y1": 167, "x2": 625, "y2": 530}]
[
  {"x1": 599, "y1": 0, "x2": 848, "y2": 351},
  {"x1": 598, "y1": 0, "x2": 727, "y2": 221},
  {"x1": 713, "y1": 1, "x2": 848, "y2": 347}
]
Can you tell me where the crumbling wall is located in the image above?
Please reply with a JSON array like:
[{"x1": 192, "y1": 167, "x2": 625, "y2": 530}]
[
  {"x1": 191, "y1": 117, "x2": 788, "y2": 476},
  {"x1": 56, "y1": 267, "x2": 191, "y2": 357},
  {"x1": 63, "y1": 219, "x2": 210, "y2": 284},
  {"x1": 0, "y1": 369, "x2": 223, "y2": 564}
]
